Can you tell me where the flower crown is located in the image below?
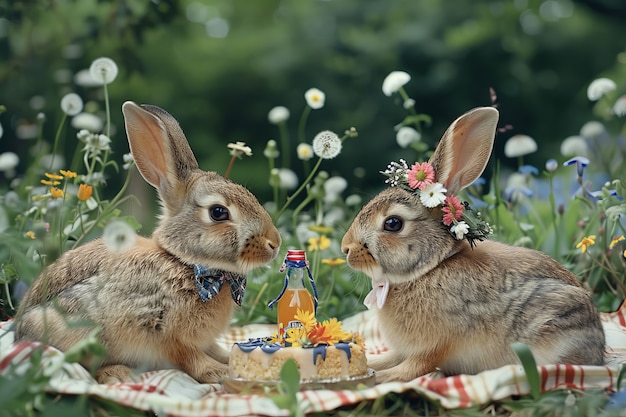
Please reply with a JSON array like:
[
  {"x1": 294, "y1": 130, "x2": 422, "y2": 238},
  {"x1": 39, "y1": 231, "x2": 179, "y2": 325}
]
[{"x1": 382, "y1": 159, "x2": 492, "y2": 247}]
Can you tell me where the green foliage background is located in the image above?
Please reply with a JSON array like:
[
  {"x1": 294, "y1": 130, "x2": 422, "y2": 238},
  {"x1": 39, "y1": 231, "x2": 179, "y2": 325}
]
[{"x1": 2, "y1": 0, "x2": 625, "y2": 215}]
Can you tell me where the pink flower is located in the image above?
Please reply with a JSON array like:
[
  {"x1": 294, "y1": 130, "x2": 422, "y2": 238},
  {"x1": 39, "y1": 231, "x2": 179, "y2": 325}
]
[
  {"x1": 442, "y1": 195, "x2": 464, "y2": 226},
  {"x1": 407, "y1": 162, "x2": 435, "y2": 190}
]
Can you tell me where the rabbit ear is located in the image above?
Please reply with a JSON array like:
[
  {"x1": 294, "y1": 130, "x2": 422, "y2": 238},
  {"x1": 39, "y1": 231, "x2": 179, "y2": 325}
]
[
  {"x1": 428, "y1": 107, "x2": 499, "y2": 195},
  {"x1": 122, "y1": 101, "x2": 199, "y2": 191}
]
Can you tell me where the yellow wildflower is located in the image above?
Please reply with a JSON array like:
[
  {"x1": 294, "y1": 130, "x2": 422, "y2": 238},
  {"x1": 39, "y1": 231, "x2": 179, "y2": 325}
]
[
  {"x1": 49, "y1": 187, "x2": 64, "y2": 199},
  {"x1": 307, "y1": 235, "x2": 331, "y2": 251},
  {"x1": 575, "y1": 235, "x2": 596, "y2": 254},
  {"x1": 45, "y1": 172, "x2": 64, "y2": 180},
  {"x1": 40, "y1": 179, "x2": 60, "y2": 186},
  {"x1": 320, "y1": 317, "x2": 352, "y2": 344},
  {"x1": 60, "y1": 169, "x2": 77, "y2": 178},
  {"x1": 284, "y1": 326, "x2": 308, "y2": 348},
  {"x1": 25, "y1": 231, "x2": 36, "y2": 239},
  {"x1": 321, "y1": 258, "x2": 346, "y2": 266},
  {"x1": 77, "y1": 183, "x2": 93, "y2": 201},
  {"x1": 294, "y1": 308, "x2": 317, "y2": 332},
  {"x1": 610, "y1": 235, "x2": 625, "y2": 250}
]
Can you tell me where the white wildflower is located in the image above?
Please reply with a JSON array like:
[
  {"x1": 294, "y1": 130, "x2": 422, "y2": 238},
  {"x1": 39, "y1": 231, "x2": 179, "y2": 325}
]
[
  {"x1": 0, "y1": 152, "x2": 19, "y2": 178},
  {"x1": 0, "y1": 121, "x2": 3, "y2": 139},
  {"x1": 264, "y1": 140, "x2": 279, "y2": 159},
  {"x1": 420, "y1": 182, "x2": 447, "y2": 208},
  {"x1": 89, "y1": 57, "x2": 119, "y2": 85},
  {"x1": 613, "y1": 94, "x2": 626, "y2": 117},
  {"x1": 382, "y1": 71, "x2": 411, "y2": 96},
  {"x1": 312, "y1": 130, "x2": 341, "y2": 159},
  {"x1": 504, "y1": 134, "x2": 537, "y2": 158},
  {"x1": 74, "y1": 69, "x2": 102, "y2": 87},
  {"x1": 560, "y1": 135, "x2": 588, "y2": 157},
  {"x1": 274, "y1": 168, "x2": 298, "y2": 190},
  {"x1": 304, "y1": 88, "x2": 326, "y2": 109},
  {"x1": 450, "y1": 221, "x2": 470, "y2": 240},
  {"x1": 580, "y1": 121, "x2": 605, "y2": 138},
  {"x1": 296, "y1": 143, "x2": 314, "y2": 161},
  {"x1": 396, "y1": 126, "x2": 421, "y2": 148},
  {"x1": 227, "y1": 141, "x2": 252, "y2": 157},
  {"x1": 403, "y1": 98, "x2": 415, "y2": 109},
  {"x1": 323, "y1": 176, "x2": 348, "y2": 203},
  {"x1": 545, "y1": 159, "x2": 558, "y2": 173},
  {"x1": 586, "y1": 77, "x2": 616, "y2": 101},
  {"x1": 268, "y1": 106, "x2": 290, "y2": 124},
  {"x1": 345, "y1": 194, "x2": 362, "y2": 207},
  {"x1": 122, "y1": 153, "x2": 134, "y2": 170},
  {"x1": 103, "y1": 220, "x2": 137, "y2": 253},
  {"x1": 71, "y1": 113, "x2": 103, "y2": 132},
  {"x1": 60, "y1": 93, "x2": 83, "y2": 116}
]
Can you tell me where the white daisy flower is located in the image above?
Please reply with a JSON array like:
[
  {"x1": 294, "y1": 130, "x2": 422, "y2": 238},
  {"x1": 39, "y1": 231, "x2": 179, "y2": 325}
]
[
  {"x1": 450, "y1": 221, "x2": 470, "y2": 239},
  {"x1": 586, "y1": 77, "x2": 616, "y2": 101},
  {"x1": 304, "y1": 88, "x2": 325, "y2": 109},
  {"x1": 312, "y1": 130, "x2": 341, "y2": 159},
  {"x1": 60, "y1": 93, "x2": 83, "y2": 116},
  {"x1": 268, "y1": 106, "x2": 290, "y2": 124},
  {"x1": 382, "y1": 71, "x2": 411, "y2": 96},
  {"x1": 504, "y1": 134, "x2": 537, "y2": 158},
  {"x1": 420, "y1": 182, "x2": 447, "y2": 208},
  {"x1": 395, "y1": 126, "x2": 421, "y2": 148},
  {"x1": 296, "y1": 143, "x2": 314, "y2": 161},
  {"x1": 89, "y1": 57, "x2": 119, "y2": 85},
  {"x1": 103, "y1": 220, "x2": 137, "y2": 253}
]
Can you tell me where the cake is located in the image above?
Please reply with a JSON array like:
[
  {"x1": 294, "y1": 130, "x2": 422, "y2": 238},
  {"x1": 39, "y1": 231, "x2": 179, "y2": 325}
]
[{"x1": 228, "y1": 314, "x2": 368, "y2": 382}]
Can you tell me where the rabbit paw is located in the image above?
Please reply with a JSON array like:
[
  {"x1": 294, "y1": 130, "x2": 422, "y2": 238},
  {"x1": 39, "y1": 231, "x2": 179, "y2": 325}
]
[{"x1": 96, "y1": 364, "x2": 140, "y2": 384}]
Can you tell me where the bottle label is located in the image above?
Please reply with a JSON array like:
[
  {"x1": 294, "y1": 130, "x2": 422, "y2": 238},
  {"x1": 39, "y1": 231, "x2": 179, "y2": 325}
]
[{"x1": 283, "y1": 320, "x2": 304, "y2": 347}]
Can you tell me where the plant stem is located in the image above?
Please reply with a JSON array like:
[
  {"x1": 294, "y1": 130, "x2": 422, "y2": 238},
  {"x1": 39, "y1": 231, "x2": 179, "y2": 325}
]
[{"x1": 276, "y1": 157, "x2": 323, "y2": 221}]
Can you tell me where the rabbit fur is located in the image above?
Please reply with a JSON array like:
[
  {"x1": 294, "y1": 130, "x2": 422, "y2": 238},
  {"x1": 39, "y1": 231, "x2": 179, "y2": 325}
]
[
  {"x1": 341, "y1": 107, "x2": 605, "y2": 383},
  {"x1": 15, "y1": 102, "x2": 281, "y2": 383}
]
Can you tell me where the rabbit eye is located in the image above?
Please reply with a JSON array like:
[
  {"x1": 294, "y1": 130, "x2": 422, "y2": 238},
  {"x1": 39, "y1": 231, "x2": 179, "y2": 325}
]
[
  {"x1": 209, "y1": 205, "x2": 230, "y2": 221},
  {"x1": 383, "y1": 216, "x2": 403, "y2": 232}
]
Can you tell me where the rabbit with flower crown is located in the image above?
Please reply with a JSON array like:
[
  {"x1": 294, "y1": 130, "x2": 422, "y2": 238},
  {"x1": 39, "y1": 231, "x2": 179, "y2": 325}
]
[{"x1": 341, "y1": 107, "x2": 605, "y2": 383}]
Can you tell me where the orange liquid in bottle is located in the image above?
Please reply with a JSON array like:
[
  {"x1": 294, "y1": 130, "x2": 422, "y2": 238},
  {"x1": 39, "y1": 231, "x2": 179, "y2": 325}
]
[{"x1": 277, "y1": 288, "x2": 315, "y2": 329}]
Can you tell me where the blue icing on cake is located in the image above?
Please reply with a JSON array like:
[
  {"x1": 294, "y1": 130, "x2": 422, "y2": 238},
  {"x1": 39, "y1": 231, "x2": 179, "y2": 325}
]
[
  {"x1": 335, "y1": 342, "x2": 351, "y2": 361},
  {"x1": 312, "y1": 345, "x2": 327, "y2": 365},
  {"x1": 235, "y1": 338, "x2": 282, "y2": 353}
]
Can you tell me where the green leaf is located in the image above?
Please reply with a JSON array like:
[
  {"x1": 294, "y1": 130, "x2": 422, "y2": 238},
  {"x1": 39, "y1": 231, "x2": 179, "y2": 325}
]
[
  {"x1": 511, "y1": 342, "x2": 541, "y2": 400},
  {"x1": 279, "y1": 358, "x2": 301, "y2": 397}
]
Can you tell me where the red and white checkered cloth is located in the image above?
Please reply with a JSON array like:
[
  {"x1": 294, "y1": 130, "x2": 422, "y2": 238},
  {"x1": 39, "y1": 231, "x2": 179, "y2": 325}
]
[{"x1": 2, "y1": 302, "x2": 626, "y2": 416}]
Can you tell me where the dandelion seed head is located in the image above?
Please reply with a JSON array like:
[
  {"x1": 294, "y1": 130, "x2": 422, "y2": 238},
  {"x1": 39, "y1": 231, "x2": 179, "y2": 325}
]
[
  {"x1": 312, "y1": 130, "x2": 341, "y2": 159},
  {"x1": 89, "y1": 57, "x2": 119, "y2": 85},
  {"x1": 103, "y1": 220, "x2": 137, "y2": 253},
  {"x1": 60, "y1": 93, "x2": 84, "y2": 116}
]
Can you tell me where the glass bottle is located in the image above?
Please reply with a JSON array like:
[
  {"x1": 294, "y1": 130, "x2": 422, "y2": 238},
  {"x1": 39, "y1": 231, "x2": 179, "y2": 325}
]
[{"x1": 268, "y1": 249, "x2": 318, "y2": 344}]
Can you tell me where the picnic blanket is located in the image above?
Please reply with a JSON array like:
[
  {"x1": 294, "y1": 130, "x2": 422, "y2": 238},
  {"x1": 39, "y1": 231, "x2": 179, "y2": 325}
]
[{"x1": 2, "y1": 302, "x2": 626, "y2": 416}]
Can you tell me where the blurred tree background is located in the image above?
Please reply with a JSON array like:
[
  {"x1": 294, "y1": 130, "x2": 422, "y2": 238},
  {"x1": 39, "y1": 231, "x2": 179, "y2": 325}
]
[{"x1": 1, "y1": 0, "x2": 624, "y2": 230}]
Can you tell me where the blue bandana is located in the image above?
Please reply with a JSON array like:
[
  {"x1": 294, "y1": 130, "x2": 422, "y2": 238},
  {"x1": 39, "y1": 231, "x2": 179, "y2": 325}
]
[{"x1": 193, "y1": 265, "x2": 246, "y2": 306}]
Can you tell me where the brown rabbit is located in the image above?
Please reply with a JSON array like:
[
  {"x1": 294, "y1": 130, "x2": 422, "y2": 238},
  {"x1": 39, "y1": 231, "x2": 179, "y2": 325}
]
[
  {"x1": 15, "y1": 102, "x2": 281, "y2": 383},
  {"x1": 341, "y1": 107, "x2": 605, "y2": 383}
]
